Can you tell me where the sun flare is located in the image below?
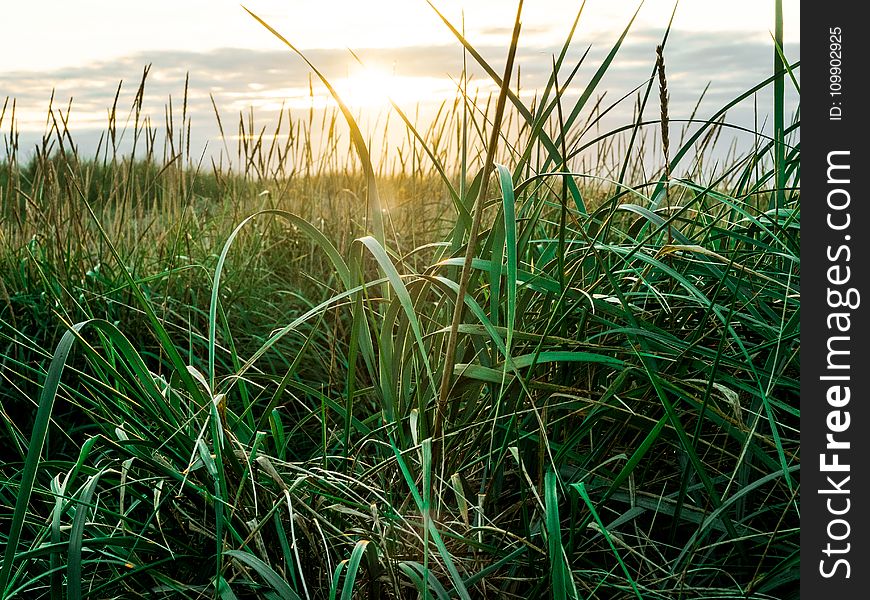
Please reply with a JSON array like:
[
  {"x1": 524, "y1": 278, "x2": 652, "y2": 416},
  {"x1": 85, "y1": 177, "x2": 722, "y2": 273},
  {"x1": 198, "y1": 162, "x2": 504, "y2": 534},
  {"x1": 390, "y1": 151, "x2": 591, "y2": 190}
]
[{"x1": 333, "y1": 65, "x2": 452, "y2": 108}]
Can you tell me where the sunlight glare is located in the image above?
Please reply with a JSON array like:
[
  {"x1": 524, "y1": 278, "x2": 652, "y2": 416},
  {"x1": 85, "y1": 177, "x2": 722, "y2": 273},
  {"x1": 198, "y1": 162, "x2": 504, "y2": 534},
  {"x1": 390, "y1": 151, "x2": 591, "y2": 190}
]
[{"x1": 333, "y1": 66, "x2": 446, "y2": 108}]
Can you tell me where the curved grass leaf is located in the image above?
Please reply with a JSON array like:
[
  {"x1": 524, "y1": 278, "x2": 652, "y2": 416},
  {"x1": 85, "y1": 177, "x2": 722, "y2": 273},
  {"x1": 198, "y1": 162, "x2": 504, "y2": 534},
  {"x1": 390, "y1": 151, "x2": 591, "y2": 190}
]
[{"x1": 224, "y1": 550, "x2": 302, "y2": 600}]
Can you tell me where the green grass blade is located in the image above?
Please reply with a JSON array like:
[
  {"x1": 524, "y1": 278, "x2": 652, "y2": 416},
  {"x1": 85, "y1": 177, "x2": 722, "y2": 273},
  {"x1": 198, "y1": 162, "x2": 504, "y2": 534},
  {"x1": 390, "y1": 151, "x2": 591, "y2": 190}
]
[
  {"x1": 339, "y1": 540, "x2": 370, "y2": 600},
  {"x1": 243, "y1": 7, "x2": 386, "y2": 246},
  {"x1": 773, "y1": 0, "x2": 785, "y2": 209},
  {"x1": 545, "y1": 471, "x2": 568, "y2": 600},
  {"x1": 224, "y1": 550, "x2": 302, "y2": 600},
  {"x1": 573, "y1": 482, "x2": 642, "y2": 600},
  {"x1": 0, "y1": 325, "x2": 81, "y2": 596},
  {"x1": 67, "y1": 472, "x2": 104, "y2": 600}
]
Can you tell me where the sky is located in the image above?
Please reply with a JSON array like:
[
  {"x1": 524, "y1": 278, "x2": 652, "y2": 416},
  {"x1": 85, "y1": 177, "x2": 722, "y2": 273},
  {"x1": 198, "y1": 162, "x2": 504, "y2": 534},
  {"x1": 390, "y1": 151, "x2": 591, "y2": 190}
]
[{"x1": 1, "y1": 1, "x2": 800, "y2": 168}]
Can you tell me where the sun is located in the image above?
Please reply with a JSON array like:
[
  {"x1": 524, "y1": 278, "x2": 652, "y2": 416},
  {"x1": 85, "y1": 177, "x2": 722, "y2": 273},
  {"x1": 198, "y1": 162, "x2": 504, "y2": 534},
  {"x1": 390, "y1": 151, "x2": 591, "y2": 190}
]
[
  {"x1": 333, "y1": 65, "x2": 455, "y2": 109},
  {"x1": 334, "y1": 66, "x2": 401, "y2": 108}
]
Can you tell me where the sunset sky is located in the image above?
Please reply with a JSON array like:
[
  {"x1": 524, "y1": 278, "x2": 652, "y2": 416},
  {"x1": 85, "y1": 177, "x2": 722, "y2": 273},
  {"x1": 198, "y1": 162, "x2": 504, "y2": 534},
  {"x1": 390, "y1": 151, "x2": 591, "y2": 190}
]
[{"x1": 1, "y1": 1, "x2": 799, "y2": 165}]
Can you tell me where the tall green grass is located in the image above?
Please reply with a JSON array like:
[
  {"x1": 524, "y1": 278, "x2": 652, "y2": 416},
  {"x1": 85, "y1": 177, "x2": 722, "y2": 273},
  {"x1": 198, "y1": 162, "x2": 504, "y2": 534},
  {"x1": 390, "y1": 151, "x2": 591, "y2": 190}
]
[{"x1": 1, "y1": 2, "x2": 799, "y2": 598}]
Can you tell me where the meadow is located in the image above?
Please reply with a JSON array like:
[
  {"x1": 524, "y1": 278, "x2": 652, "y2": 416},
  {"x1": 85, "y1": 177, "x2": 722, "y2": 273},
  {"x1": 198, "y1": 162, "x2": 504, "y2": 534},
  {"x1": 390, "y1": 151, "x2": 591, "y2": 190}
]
[{"x1": 0, "y1": 3, "x2": 799, "y2": 598}]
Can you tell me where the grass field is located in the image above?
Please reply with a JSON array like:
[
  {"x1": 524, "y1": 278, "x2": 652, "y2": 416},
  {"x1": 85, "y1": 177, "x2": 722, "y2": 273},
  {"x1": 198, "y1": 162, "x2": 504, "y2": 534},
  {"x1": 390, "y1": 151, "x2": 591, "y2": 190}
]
[{"x1": 0, "y1": 3, "x2": 799, "y2": 598}]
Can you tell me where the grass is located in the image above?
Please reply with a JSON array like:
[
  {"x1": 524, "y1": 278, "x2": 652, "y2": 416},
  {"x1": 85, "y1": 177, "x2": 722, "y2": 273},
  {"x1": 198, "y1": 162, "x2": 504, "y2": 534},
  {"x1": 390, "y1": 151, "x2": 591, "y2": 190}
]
[{"x1": 0, "y1": 1, "x2": 799, "y2": 598}]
